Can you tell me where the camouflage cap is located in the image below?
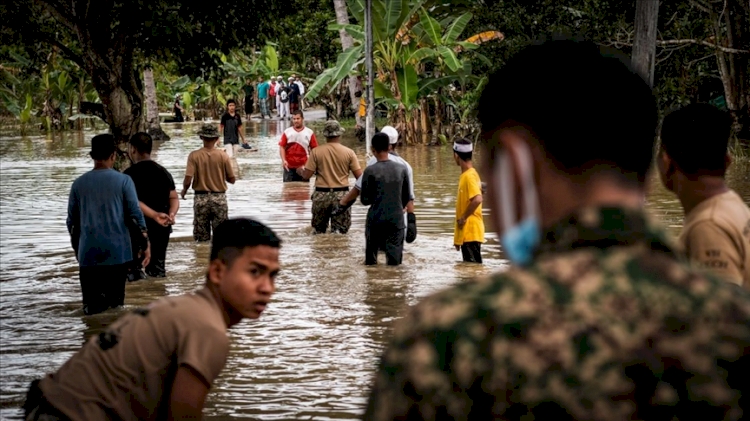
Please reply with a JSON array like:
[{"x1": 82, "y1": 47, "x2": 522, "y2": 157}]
[
  {"x1": 322, "y1": 120, "x2": 345, "y2": 138},
  {"x1": 197, "y1": 124, "x2": 220, "y2": 139}
]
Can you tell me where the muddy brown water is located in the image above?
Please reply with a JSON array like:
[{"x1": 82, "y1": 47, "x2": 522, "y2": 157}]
[{"x1": 0, "y1": 119, "x2": 748, "y2": 420}]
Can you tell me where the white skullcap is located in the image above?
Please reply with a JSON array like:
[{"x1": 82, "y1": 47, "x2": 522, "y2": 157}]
[
  {"x1": 381, "y1": 126, "x2": 399, "y2": 144},
  {"x1": 453, "y1": 141, "x2": 473, "y2": 153}
]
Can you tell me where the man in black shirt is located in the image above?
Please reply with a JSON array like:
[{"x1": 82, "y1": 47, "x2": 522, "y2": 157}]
[
  {"x1": 360, "y1": 133, "x2": 410, "y2": 265},
  {"x1": 219, "y1": 99, "x2": 249, "y2": 158},
  {"x1": 287, "y1": 76, "x2": 301, "y2": 114},
  {"x1": 125, "y1": 133, "x2": 180, "y2": 278}
]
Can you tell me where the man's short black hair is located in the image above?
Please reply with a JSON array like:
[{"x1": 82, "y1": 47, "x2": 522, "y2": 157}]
[
  {"x1": 292, "y1": 110, "x2": 304, "y2": 118},
  {"x1": 210, "y1": 218, "x2": 281, "y2": 266},
  {"x1": 454, "y1": 138, "x2": 472, "y2": 162},
  {"x1": 372, "y1": 133, "x2": 390, "y2": 152},
  {"x1": 129, "y1": 132, "x2": 153, "y2": 155},
  {"x1": 660, "y1": 103, "x2": 732, "y2": 177},
  {"x1": 227, "y1": 99, "x2": 236, "y2": 106},
  {"x1": 479, "y1": 38, "x2": 658, "y2": 185}
]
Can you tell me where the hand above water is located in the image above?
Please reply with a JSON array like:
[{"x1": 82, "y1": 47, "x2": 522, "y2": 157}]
[{"x1": 180, "y1": 189, "x2": 187, "y2": 200}]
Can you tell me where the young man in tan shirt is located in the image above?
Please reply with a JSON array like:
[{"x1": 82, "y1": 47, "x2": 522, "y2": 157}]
[
  {"x1": 24, "y1": 218, "x2": 281, "y2": 421},
  {"x1": 181, "y1": 124, "x2": 236, "y2": 242},
  {"x1": 297, "y1": 120, "x2": 362, "y2": 234},
  {"x1": 658, "y1": 103, "x2": 750, "y2": 286}
]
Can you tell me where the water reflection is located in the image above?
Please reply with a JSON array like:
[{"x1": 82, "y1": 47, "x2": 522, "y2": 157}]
[{"x1": 0, "y1": 119, "x2": 747, "y2": 419}]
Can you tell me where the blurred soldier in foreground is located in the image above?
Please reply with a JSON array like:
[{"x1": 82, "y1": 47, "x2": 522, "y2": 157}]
[{"x1": 364, "y1": 39, "x2": 750, "y2": 420}]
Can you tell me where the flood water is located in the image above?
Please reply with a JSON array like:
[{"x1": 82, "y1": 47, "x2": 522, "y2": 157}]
[{"x1": 1, "y1": 118, "x2": 749, "y2": 420}]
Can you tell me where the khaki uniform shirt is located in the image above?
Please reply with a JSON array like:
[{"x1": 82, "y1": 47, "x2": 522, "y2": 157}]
[
  {"x1": 365, "y1": 207, "x2": 750, "y2": 420},
  {"x1": 304, "y1": 142, "x2": 361, "y2": 188},
  {"x1": 185, "y1": 147, "x2": 234, "y2": 193},
  {"x1": 680, "y1": 190, "x2": 750, "y2": 287},
  {"x1": 39, "y1": 288, "x2": 229, "y2": 421}
]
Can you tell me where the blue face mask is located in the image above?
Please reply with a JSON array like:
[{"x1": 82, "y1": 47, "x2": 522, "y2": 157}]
[{"x1": 495, "y1": 144, "x2": 541, "y2": 266}]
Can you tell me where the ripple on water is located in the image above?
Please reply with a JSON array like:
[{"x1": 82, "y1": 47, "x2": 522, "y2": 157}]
[{"x1": 2, "y1": 121, "x2": 748, "y2": 419}]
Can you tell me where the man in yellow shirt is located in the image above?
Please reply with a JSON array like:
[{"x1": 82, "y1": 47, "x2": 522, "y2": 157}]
[
  {"x1": 657, "y1": 103, "x2": 750, "y2": 286},
  {"x1": 453, "y1": 138, "x2": 485, "y2": 263}
]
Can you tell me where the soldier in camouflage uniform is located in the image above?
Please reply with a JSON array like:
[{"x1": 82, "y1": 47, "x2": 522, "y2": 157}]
[
  {"x1": 297, "y1": 120, "x2": 362, "y2": 234},
  {"x1": 364, "y1": 39, "x2": 750, "y2": 420},
  {"x1": 181, "y1": 124, "x2": 235, "y2": 242}
]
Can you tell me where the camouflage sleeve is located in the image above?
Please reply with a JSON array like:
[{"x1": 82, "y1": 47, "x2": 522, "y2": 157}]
[{"x1": 364, "y1": 290, "x2": 481, "y2": 421}]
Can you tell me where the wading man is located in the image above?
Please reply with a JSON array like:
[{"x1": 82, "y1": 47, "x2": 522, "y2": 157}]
[
  {"x1": 297, "y1": 120, "x2": 362, "y2": 234},
  {"x1": 125, "y1": 133, "x2": 179, "y2": 278},
  {"x1": 67, "y1": 134, "x2": 150, "y2": 315},
  {"x1": 219, "y1": 99, "x2": 249, "y2": 158},
  {"x1": 360, "y1": 133, "x2": 411, "y2": 266},
  {"x1": 657, "y1": 103, "x2": 750, "y2": 286},
  {"x1": 337, "y1": 126, "x2": 417, "y2": 243},
  {"x1": 453, "y1": 138, "x2": 484, "y2": 263},
  {"x1": 365, "y1": 39, "x2": 750, "y2": 420},
  {"x1": 181, "y1": 124, "x2": 236, "y2": 242},
  {"x1": 25, "y1": 218, "x2": 280, "y2": 421},
  {"x1": 279, "y1": 110, "x2": 317, "y2": 182}
]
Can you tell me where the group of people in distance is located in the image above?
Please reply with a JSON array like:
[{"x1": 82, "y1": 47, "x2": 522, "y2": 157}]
[
  {"x1": 244, "y1": 74, "x2": 306, "y2": 121},
  {"x1": 28, "y1": 39, "x2": 750, "y2": 420}
]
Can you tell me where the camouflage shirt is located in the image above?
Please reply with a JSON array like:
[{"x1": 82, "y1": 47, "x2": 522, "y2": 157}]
[{"x1": 364, "y1": 207, "x2": 750, "y2": 421}]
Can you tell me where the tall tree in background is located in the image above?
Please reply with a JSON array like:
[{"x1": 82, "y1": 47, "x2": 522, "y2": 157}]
[
  {"x1": 143, "y1": 68, "x2": 168, "y2": 141},
  {"x1": 333, "y1": 0, "x2": 361, "y2": 111},
  {"x1": 631, "y1": 0, "x2": 659, "y2": 87},
  {"x1": 1, "y1": 0, "x2": 269, "y2": 142}
]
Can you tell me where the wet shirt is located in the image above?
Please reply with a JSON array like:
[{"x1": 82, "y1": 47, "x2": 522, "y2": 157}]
[
  {"x1": 220, "y1": 112, "x2": 242, "y2": 145},
  {"x1": 355, "y1": 153, "x2": 415, "y2": 201},
  {"x1": 304, "y1": 142, "x2": 361, "y2": 188},
  {"x1": 680, "y1": 189, "x2": 750, "y2": 286},
  {"x1": 67, "y1": 169, "x2": 147, "y2": 267},
  {"x1": 454, "y1": 167, "x2": 484, "y2": 245},
  {"x1": 360, "y1": 160, "x2": 410, "y2": 229},
  {"x1": 185, "y1": 147, "x2": 234, "y2": 193},
  {"x1": 365, "y1": 207, "x2": 750, "y2": 420},
  {"x1": 124, "y1": 160, "x2": 176, "y2": 215},
  {"x1": 39, "y1": 288, "x2": 230, "y2": 421},
  {"x1": 279, "y1": 126, "x2": 318, "y2": 169}
]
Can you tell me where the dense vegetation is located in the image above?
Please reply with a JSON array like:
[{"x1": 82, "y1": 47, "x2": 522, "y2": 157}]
[{"x1": 1, "y1": 0, "x2": 747, "y2": 148}]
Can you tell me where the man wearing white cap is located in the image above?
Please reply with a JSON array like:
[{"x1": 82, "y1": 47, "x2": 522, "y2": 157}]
[
  {"x1": 336, "y1": 126, "x2": 417, "y2": 243},
  {"x1": 452, "y1": 138, "x2": 484, "y2": 263},
  {"x1": 275, "y1": 76, "x2": 288, "y2": 119}
]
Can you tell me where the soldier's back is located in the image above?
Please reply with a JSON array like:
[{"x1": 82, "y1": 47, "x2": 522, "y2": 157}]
[{"x1": 365, "y1": 207, "x2": 750, "y2": 421}]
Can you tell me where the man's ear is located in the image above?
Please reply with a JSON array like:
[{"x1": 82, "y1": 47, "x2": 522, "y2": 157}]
[
  {"x1": 207, "y1": 260, "x2": 226, "y2": 286},
  {"x1": 725, "y1": 153, "x2": 733, "y2": 169}
]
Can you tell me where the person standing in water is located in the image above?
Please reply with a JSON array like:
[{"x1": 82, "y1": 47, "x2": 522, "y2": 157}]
[
  {"x1": 360, "y1": 133, "x2": 411, "y2": 266},
  {"x1": 24, "y1": 218, "x2": 280, "y2": 421},
  {"x1": 219, "y1": 99, "x2": 249, "y2": 158},
  {"x1": 453, "y1": 138, "x2": 485, "y2": 263},
  {"x1": 125, "y1": 132, "x2": 179, "y2": 278},
  {"x1": 242, "y1": 79, "x2": 254, "y2": 121},
  {"x1": 181, "y1": 124, "x2": 236, "y2": 242},
  {"x1": 279, "y1": 110, "x2": 317, "y2": 182},
  {"x1": 657, "y1": 103, "x2": 750, "y2": 286},
  {"x1": 67, "y1": 134, "x2": 150, "y2": 315}
]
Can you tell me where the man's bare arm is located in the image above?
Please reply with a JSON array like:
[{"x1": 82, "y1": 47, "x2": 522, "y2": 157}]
[
  {"x1": 297, "y1": 168, "x2": 314, "y2": 180},
  {"x1": 279, "y1": 146, "x2": 289, "y2": 170},
  {"x1": 168, "y1": 365, "x2": 209, "y2": 421},
  {"x1": 181, "y1": 176, "x2": 192, "y2": 199}
]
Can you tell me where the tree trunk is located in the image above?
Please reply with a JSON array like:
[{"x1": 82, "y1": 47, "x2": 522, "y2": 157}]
[
  {"x1": 333, "y1": 0, "x2": 360, "y2": 111},
  {"x1": 723, "y1": 0, "x2": 749, "y2": 141},
  {"x1": 143, "y1": 68, "x2": 170, "y2": 141},
  {"x1": 631, "y1": 0, "x2": 660, "y2": 88}
]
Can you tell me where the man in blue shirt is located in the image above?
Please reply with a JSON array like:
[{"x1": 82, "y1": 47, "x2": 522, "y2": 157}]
[
  {"x1": 67, "y1": 134, "x2": 150, "y2": 315},
  {"x1": 257, "y1": 76, "x2": 271, "y2": 119}
]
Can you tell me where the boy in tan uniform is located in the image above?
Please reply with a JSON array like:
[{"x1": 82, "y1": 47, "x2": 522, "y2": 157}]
[
  {"x1": 24, "y1": 218, "x2": 281, "y2": 421},
  {"x1": 658, "y1": 103, "x2": 750, "y2": 286}
]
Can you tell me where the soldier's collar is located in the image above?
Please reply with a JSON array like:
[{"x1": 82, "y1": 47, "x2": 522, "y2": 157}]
[{"x1": 535, "y1": 207, "x2": 676, "y2": 257}]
